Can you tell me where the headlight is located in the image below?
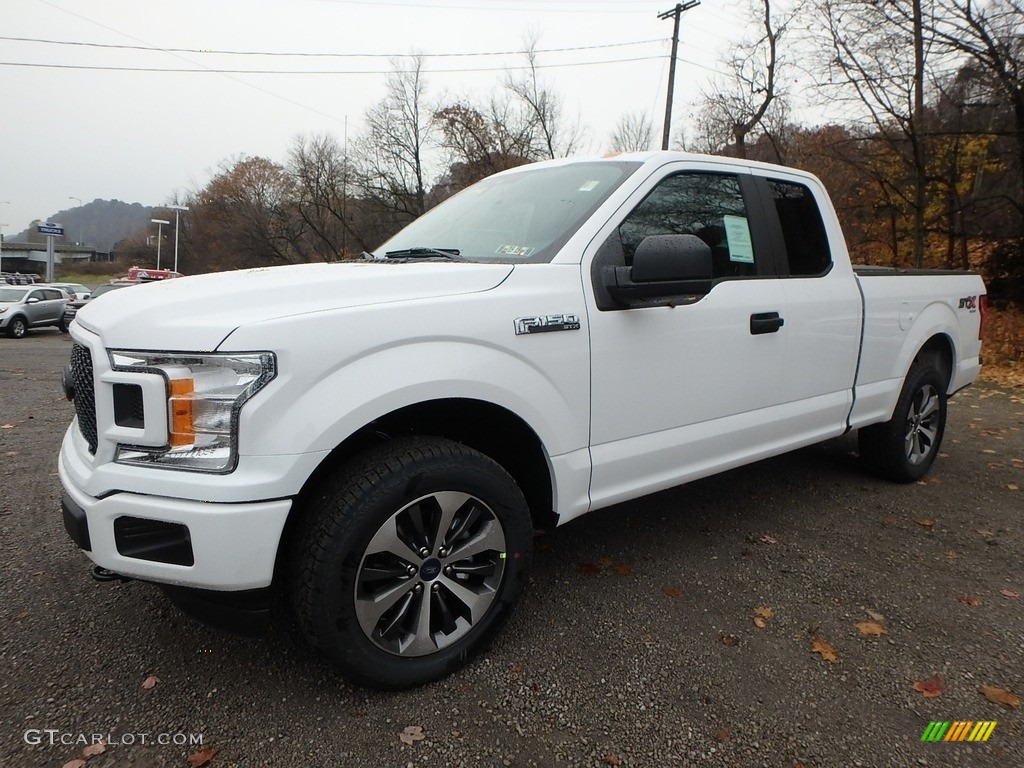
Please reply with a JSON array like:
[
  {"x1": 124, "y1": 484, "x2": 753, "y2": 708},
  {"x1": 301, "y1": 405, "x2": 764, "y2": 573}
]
[{"x1": 109, "y1": 350, "x2": 276, "y2": 473}]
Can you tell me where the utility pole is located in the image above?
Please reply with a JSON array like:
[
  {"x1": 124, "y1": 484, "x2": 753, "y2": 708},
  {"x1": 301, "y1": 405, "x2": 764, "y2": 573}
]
[{"x1": 659, "y1": 1, "x2": 701, "y2": 150}]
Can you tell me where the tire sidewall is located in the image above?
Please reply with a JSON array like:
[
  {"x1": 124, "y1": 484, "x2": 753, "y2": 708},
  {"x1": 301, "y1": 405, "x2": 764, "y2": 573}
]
[
  {"x1": 297, "y1": 441, "x2": 532, "y2": 689},
  {"x1": 8, "y1": 317, "x2": 27, "y2": 339},
  {"x1": 890, "y1": 360, "x2": 947, "y2": 481}
]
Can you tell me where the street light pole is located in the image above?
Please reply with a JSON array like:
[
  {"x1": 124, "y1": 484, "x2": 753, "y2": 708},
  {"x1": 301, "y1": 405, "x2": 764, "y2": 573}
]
[
  {"x1": 68, "y1": 196, "x2": 82, "y2": 245},
  {"x1": 167, "y1": 204, "x2": 189, "y2": 273},
  {"x1": 151, "y1": 218, "x2": 170, "y2": 270}
]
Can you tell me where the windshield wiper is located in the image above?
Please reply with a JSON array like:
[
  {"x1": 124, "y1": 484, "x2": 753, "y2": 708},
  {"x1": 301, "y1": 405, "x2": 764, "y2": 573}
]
[{"x1": 384, "y1": 247, "x2": 463, "y2": 261}]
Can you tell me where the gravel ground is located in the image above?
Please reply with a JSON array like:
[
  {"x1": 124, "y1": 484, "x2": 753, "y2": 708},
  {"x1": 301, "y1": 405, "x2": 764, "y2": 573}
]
[{"x1": 1, "y1": 330, "x2": 1021, "y2": 768}]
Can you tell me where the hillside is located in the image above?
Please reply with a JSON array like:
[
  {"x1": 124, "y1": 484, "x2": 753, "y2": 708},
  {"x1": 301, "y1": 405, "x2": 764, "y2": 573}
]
[{"x1": 12, "y1": 199, "x2": 154, "y2": 251}]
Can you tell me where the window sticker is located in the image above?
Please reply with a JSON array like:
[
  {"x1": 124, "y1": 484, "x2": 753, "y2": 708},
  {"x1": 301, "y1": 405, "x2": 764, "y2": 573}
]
[
  {"x1": 723, "y1": 214, "x2": 754, "y2": 263},
  {"x1": 578, "y1": 180, "x2": 601, "y2": 192},
  {"x1": 495, "y1": 244, "x2": 536, "y2": 257}
]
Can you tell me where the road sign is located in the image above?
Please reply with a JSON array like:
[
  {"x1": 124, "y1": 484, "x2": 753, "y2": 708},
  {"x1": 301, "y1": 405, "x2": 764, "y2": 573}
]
[{"x1": 38, "y1": 223, "x2": 64, "y2": 236}]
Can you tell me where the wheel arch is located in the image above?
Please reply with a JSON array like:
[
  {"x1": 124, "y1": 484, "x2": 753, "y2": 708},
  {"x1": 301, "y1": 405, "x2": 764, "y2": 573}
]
[
  {"x1": 275, "y1": 398, "x2": 555, "y2": 581},
  {"x1": 915, "y1": 333, "x2": 954, "y2": 390}
]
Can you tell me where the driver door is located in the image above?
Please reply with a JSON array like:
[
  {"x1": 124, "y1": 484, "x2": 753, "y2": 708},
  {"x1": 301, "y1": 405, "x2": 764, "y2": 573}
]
[{"x1": 586, "y1": 168, "x2": 790, "y2": 511}]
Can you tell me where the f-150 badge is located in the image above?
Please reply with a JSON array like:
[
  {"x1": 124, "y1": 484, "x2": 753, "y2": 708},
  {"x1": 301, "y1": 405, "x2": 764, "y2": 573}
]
[{"x1": 514, "y1": 314, "x2": 582, "y2": 335}]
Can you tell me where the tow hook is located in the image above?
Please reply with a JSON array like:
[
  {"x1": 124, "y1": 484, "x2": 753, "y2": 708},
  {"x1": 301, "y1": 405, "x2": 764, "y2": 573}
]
[{"x1": 91, "y1": 566, "x2": 132, "y2": 583}]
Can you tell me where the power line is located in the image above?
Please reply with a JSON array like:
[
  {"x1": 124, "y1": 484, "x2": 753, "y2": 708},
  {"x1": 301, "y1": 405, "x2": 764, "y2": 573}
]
[
  {"x1": 0, "y1": 34, "x2": 664, "y2": 59},
  {"x1": 312, "y1": 0, "x2": 668, "y2": 13},
  {"x1": 0, "y1": 54, "x2": 668, "y2": 75}
]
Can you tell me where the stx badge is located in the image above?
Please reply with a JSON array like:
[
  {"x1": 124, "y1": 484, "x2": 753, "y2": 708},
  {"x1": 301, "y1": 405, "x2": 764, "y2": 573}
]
[
  {"x1": 514, "y1": 314, "x2": 582, "y2": 335},
  {"x1": 958, "y1": 296, "x2": 978, "y2": 310}
]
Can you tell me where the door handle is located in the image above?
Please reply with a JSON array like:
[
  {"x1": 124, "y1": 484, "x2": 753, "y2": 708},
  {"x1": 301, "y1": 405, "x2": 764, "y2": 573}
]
[{"x1": 750, "y1": 311, "x2": 784, "y2": 335}]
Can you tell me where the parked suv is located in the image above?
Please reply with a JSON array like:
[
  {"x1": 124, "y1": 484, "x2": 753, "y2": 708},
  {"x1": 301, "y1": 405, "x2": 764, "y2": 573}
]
[
  {"x1": 62, "y1": 281, "x2": 132, "y2": 327},
  {"x1": 0, "y1": 285, "x2": 69, "y2": 338},
  {"x1": 45, "y1": 283, "x2": 92, "y2": 301}
]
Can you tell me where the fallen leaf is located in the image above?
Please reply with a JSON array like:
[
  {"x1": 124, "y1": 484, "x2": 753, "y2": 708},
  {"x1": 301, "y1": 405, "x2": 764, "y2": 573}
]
[
  {"x1": 1009, "y1": 484, "x2": 1019, "y2": 491},
  {"x1": 661, "y1": 587, "x2": 682, "y2": 599},
  {"x1": 598, "y1": 557, "x2": 614, "y2": 567},
  {"x1": 141, "y1": 674, "x2": 160, "y2": 689},
  {"x1": 62, "y1": 761, "x2": 86, "y2": 768},
  {"x1": 753, "y1": 617, "x2": 767, "y2": 629},
  {"x1": 714, "y1": 729, "x2": 730, "y2": 741},
  {"x1": 760, "y1": 534, "x2": 778, "y2": 545},
  {"x1": 810, "y1": 639, "x2": 838, "y2": 663},
  {"x1": 913, "y1": 675, "x2": 945, "y2": 698},
  {"x1": 754, "y1": 606, "x2": 774, "y2": 619},
  {"x1": 719, "y1": 633, "x2": 740, "y2": 647},
  {"x1": 614, "y1": 565, "x2": 633, "y2": 576},
  {"x1": 854, "y1": 621, "x2": 886, "y2": 636},
  {"x1": 864, "y1": 608, "x2": 885, "y2": 621},
  {"x1": 82, "y1": 742, "x2": 106, "y2": 758},
  {"x1": 399, "y1": 725, "x2": 426, "y2": 745},
  {"x1": 880, "y1": 515, "x2": 896, "y2": 525},
  {"x1": 0, "y1": 424, "x2": 14, "y2": 429},
  {"x1": 957, "y1": 595, "x2": 981, "y2": 606},
  {"x1": 187, "y1": 746, "x2": 218, "y2": 768},
  {"x1": 603, "y1": 755, "x2": 620, "y2": 767},
  {"x1": 1000, "y1": 589, "x2": 1020, "y2": 599},
  {"x1": 577, "y1": 562, "x2": 600, "y2": 576},
  {"x1": 945, "y1": 550, "x2": 961, "y2": 559},
  {"x1": 979, "y1": 684, "x2": 1020, "y2": 708},
  {"x1": 914, "y1": 519, "x2": 935, "y2": 529},
  {"x1": 977, "y1": 529, "x2": 995, "y2": 537}
]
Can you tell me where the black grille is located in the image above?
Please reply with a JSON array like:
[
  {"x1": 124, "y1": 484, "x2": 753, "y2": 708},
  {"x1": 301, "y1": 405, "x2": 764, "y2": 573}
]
[{"x1": 70, "y1": 343, "x2": 98, "y2": 454}]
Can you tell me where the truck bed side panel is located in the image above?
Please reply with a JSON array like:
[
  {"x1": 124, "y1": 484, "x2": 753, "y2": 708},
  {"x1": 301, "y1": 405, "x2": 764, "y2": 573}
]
[{"x1": 848, "y1": 273, "x2": 984, "y2": 429}]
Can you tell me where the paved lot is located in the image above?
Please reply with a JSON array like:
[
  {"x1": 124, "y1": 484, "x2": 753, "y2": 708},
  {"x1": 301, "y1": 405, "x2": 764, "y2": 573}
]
[{"x1": 1, "y1": 330, "x2": 1022, "y2": 768}]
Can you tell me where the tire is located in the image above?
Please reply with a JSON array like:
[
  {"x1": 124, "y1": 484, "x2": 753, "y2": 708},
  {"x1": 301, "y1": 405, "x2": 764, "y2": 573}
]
[
  {"x1": 58, "y1": 316, "x2": 69, "y2": 333},
  {"x1": 289, "y1": 436, "x2": 532, "y2": 690},
  {"x1": 859, "y1": 353, "x2": 948, "y2": 483},
  {"x1": 6, "y1": 316, "x2": 28, "y2": 339}
]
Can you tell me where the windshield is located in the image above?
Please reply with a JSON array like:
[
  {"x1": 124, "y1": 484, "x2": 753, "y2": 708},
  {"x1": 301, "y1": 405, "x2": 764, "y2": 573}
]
[
  {"x1": 91, "y1": 284, "x2": 126, "y2": 299},
  {"x1": 0, "y1": 287, "x2": 29, "y2": 302},
  {"x1": 378, "y1": 160, "x2": 641, "y2": 263}
]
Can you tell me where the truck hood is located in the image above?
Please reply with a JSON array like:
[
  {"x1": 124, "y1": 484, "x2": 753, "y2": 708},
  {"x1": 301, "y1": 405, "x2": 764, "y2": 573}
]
[{"x1": 76, "y1": 261, "x2": 514, "y2": 350}]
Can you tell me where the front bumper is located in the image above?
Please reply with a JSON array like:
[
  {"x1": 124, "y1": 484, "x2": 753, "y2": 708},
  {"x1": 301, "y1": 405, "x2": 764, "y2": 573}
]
[{"x1": 59, "y1": 448, "x2": 292, "y2": 590}]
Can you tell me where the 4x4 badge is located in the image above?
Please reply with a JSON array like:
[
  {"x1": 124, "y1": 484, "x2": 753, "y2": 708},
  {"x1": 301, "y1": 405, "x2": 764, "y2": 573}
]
[{"x1": 514, "y1": 314, "x2": 581, "y2": 335}]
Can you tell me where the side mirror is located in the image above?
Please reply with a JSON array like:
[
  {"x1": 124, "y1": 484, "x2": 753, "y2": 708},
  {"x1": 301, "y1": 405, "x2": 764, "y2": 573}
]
[
  {"x1": 632, "y1": 234, "x2": 713, "y2": 283},
  {"x1": 605, "y1": 234, "x2": 713, "y2": 307},
  {"x1": 26, "y1": 297, "x2": 41, "y2": 304}
]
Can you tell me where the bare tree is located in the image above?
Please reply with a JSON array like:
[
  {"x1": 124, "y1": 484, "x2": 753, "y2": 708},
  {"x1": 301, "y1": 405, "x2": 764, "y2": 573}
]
[
  {"x1": 359, "y1": 54, "x2": 436, "y2": 222},
  {"x1": 290, "y1": 132, "x2": 366, "y2": 258},
  {"x1": 609, "y1": 111, "x2": 655, "y2": 153},
  {"x1": 696, "y1": 0, "x2": 789, "y2": 160},
  {"x1": 814, "y1": 0, "x2": 934, "y2": 267},
  {"x1": 505, "y1": 35, "x2": 584, "y2": 159}
]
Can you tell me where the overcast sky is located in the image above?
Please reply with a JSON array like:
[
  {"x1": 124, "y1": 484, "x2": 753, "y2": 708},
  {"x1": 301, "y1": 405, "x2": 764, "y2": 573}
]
[{"x1": 1, "y1": 0, "x2": 792, "y2": 239}]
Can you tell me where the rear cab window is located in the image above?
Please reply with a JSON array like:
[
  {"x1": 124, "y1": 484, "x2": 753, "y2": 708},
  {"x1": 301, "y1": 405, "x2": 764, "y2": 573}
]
[{"x1": 764, "y1": 179, "x2": 832, "y2": 277}]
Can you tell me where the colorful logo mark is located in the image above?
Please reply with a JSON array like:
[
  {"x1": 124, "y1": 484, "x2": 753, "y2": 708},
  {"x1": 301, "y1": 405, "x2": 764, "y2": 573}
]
[{"x1": 921, "y1": 721, "x2": 997, "y2": 742}]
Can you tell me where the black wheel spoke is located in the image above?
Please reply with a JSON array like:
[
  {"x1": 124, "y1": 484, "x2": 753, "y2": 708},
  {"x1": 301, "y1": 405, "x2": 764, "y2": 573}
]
[
  {"x1": 433, "y1": 588, "x2": 460, "y2": 636},
  {"x1": 451, "y1": 560, "x2": 499, "y2": 578}
]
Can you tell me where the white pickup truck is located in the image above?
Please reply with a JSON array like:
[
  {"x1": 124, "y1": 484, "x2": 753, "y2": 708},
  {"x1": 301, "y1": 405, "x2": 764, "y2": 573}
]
[{"x1": 59, "y1": 152, "x2": 986, "y2": 689}]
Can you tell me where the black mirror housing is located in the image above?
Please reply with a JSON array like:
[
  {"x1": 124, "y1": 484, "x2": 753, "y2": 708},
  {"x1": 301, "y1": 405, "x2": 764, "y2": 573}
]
[{"x1": 631, "y1": 234, "x2": 713, "y2": 282}]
